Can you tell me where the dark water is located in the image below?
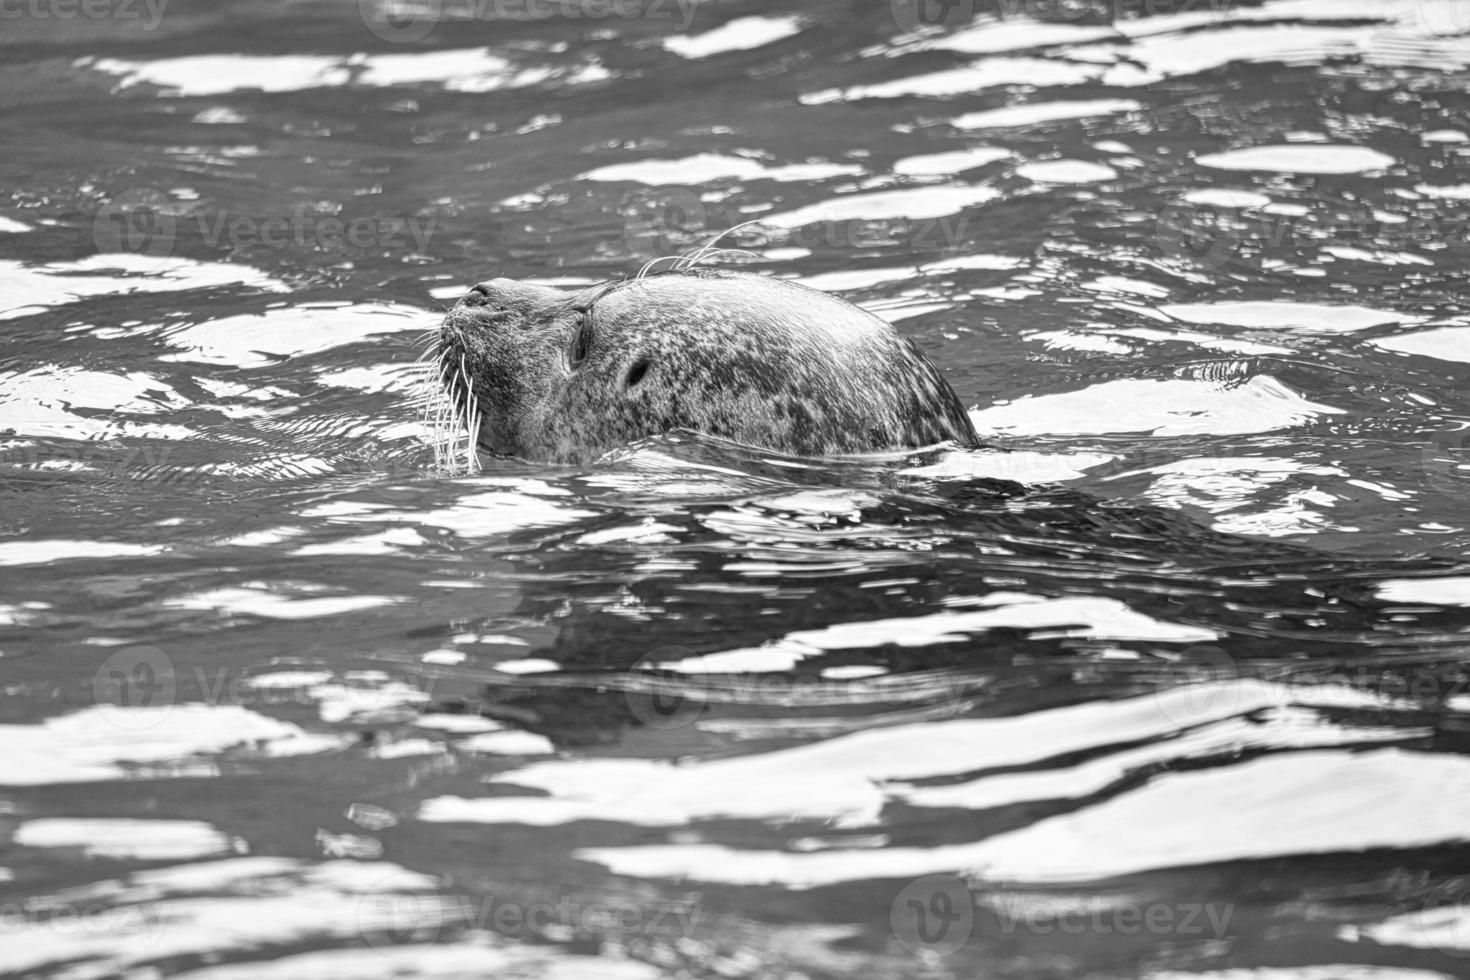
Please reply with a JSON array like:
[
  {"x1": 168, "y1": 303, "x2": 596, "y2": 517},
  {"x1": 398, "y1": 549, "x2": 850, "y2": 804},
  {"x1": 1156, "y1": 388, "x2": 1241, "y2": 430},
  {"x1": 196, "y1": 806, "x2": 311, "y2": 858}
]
[{"x1": 4, "y1": 0, "x2": 1470, "y2": 977}]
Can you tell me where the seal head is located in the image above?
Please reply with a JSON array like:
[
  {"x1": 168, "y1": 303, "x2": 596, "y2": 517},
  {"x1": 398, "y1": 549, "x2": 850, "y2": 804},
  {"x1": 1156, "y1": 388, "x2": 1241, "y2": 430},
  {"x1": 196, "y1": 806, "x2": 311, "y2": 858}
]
[{"x1": 432, "y1": 269, "x2": 977, "y2": 465}]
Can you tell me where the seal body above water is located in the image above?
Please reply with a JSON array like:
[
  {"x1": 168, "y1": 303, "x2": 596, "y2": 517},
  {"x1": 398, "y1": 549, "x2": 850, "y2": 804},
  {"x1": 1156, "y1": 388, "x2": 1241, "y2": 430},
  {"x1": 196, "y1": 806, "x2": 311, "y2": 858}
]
[{"x1": 431, "y1": 269, "x2": 978, "y2": 465}]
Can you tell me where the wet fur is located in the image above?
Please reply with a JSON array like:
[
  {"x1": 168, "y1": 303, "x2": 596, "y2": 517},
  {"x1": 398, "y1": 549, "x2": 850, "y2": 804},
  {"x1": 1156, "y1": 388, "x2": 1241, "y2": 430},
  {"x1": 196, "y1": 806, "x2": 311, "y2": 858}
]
[{"x1": 428, "y1": 269, "x2": 978, "y2": 466}]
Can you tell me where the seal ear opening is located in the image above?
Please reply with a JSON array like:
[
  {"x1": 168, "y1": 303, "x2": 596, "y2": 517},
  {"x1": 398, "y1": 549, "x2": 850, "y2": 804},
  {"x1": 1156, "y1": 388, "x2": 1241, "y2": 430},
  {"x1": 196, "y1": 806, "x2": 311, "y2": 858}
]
[
  {"x1": 624, "y1": 358, "x2": 651, "y2": 389},
  {"x1": 568, "y1": 314, "x2": 594, "y2": 369}
]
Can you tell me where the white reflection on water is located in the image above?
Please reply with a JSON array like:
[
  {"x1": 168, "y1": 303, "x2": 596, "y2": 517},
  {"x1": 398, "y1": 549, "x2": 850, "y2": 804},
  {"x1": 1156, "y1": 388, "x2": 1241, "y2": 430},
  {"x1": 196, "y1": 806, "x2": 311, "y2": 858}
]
[
  {"x1": 422, "y1": 681, "x2": 1389, "y2": 841},
  {"x1": 663, "y1": 14, "x2": 803, "y2": 59},
  {"x1": 0, "y1": 705, "x2": 339, "y2": 786},
  {"x1": 571, "y1": 746, "x2": 1457, "y2": 888},
  {"x1": 13, "y1": 818, "x2": 240, "y2": 861},
  {"x1": 0, "y1": 254, "x2": 286, "y2": 322},
  {"x1": 970, "y1": 377, "x2": 1346, "y2": 437},
  {"x1": 84, "y1": 48, "x2": 610, "y2": 95}
]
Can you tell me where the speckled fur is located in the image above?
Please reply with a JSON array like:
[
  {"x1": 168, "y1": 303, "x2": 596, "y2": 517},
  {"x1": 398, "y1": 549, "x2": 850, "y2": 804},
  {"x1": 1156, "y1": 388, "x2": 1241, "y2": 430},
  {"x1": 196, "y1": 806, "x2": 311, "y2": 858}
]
[{"x1": 435, "y1": 269, "x2": 979, "y2": 464}]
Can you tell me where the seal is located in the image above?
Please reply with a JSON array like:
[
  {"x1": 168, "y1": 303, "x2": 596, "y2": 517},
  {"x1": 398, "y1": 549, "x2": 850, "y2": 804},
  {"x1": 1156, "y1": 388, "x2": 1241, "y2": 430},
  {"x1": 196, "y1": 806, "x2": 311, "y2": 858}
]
[{"x1": 426, "y1": 268, "x2": 978, "y2": 467}]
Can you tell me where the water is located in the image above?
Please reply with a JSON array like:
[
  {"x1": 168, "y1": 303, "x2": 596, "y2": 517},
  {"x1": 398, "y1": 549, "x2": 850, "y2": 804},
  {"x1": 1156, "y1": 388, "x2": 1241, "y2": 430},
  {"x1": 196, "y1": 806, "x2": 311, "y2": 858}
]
[{"x1": 3, "y1": 0, "x2": 1470, "y2": 976}]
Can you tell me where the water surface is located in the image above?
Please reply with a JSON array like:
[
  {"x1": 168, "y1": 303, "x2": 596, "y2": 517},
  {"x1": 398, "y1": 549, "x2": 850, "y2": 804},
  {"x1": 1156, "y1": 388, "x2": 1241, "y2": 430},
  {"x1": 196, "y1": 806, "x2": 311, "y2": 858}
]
[{"x1": 4, "y1": 0, "x2": 1470, "y2": 977}]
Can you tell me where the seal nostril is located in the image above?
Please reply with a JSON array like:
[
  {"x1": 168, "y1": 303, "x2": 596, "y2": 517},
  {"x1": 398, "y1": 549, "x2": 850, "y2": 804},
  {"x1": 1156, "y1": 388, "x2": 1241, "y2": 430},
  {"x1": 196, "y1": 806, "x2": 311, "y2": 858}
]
[
  {"x1": 461, "y1": 283, "x2": 492, "y2": 308},
  {"x1": 624, "y1": 359, "x2": 650, "y2": 388}
]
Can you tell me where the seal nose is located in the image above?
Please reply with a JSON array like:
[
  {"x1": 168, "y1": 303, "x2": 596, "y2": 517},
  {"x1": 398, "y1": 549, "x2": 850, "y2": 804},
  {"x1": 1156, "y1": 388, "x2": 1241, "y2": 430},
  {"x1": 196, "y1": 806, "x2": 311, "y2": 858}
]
[
  {"x1": 456, "y1": 277, "x2": 564, "y2": 318},
  {"x1": 459, "y1": 278, "x2": 534, "y2": 309}
]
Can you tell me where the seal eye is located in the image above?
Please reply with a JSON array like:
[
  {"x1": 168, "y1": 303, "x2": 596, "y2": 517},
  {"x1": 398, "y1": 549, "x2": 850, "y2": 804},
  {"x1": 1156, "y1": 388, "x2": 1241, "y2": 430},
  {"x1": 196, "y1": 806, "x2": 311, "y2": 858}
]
[
  {"x1": 568, "y1": 314, "x2": 593, "y2": 369},
  {"x1": 624, "y1": 359, "x2": 650, "y2": 389}
]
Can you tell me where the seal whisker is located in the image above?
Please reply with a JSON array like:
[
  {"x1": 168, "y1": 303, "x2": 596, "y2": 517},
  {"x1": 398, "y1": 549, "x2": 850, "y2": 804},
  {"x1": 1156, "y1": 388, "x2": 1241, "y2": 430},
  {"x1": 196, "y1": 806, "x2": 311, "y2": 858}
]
[
  {"x1": 636, "y1": 255, "x2": 680, "y2": 280},
  {"x1": 470, "y1": 401, "x2": 483, "y2": 473},
  {"x1": 458, "y1": 352, "x2": 481, "y2": 474},
  {"x1": 442, "y1": 362, "x2": 464, "y2": 471},
  {"x1": 684, "y1": 247, "x2": 759, "y2": 267},
  {"x1": 419, "y1": 336, "x2": 467, "y2": 474},
  {"x1": 427, "y1": 373, "x2": 448, "y2": 469},
  {"x1": 437, "y1": 351, "x2": 465, "y2": 473},
  {"x1": 677, "y1": 219, "x2": 765, "y2": 271},
  {"x1": 453, "y1": 363, "x2": 468, "y2": 470},
  {"x1": 467, "y1": 384, "x2": 483, "y2": 472}
]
